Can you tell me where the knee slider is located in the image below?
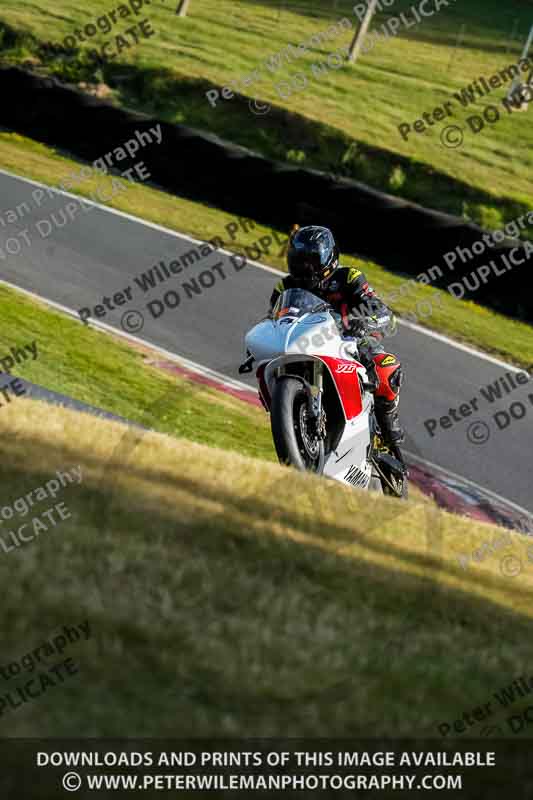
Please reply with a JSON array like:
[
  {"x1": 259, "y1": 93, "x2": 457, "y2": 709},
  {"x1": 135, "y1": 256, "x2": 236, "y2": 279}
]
[
  {"x1": 389, "y1": 364, "x2": 403, "y2": 393},
  {"x1": 374, "y1": 355, "x2": 402, "y2": 401}
]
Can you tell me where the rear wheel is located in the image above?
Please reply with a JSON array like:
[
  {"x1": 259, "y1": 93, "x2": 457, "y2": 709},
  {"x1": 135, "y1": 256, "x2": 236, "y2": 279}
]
[
  {"x1": 371, "y1": 430, "x2": 408, "y2": 499},
  {"x1": 377, "y1": 449, "x2": 408, "y2": 499},
  {"x1": 271, "y1": 377, "x2": 325, "y2": 473},
  {"x1": 368, "y1": 473, "x2": 384, "y2": 494},
  {"x1": 382, "y1": 471, "x2": 408, "y2": 500}
]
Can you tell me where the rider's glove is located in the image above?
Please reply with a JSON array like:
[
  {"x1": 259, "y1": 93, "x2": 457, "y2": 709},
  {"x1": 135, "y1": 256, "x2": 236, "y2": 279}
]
[
  {"x1": 347, "y1": 318, "x2": 369, "y2": 340},
  {"x1": 358, "y1": 315, "x2": 386, "y2": 345}
]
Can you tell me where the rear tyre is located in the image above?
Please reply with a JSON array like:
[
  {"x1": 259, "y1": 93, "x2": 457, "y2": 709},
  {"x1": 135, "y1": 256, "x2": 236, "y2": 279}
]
[
  {"x1": 382, "y1": 473, "x2": 409, "y2": 500},
  {"x1": 368, "y1": 473, "x2": 384, "y2": 494},
  {"x1": 384, "y1": 446, "x2": 409, "y2": 500},
  {"x1": 271, "y1": 377, "x2": 325, "y2": 473},
  {"x1": 372, "y1": 434, "x2": 408, "y2": 500}
]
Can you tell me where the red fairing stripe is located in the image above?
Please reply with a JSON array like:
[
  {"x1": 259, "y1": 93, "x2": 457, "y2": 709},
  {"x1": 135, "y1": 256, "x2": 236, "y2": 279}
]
[{"x1": 316, "y1": 356, "x2": 363, "y2": 420}]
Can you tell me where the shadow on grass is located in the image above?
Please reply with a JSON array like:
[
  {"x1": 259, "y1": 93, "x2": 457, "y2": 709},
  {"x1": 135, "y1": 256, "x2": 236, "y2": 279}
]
[{"x1": 1, "y1": 424, "x2": 533, "y2": 736}]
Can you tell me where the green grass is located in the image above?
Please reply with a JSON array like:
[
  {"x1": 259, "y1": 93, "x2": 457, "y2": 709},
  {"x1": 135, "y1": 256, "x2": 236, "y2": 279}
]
[
  {"x1": 2, "y1": 394, "x2": 533, "y2": 737},
  {"x1": 1, "y1": 130, "x2": 532, "y2": 368},
  {"x1": 0, "y1": 280, "x2": 276, "y2": 463},
  {"x1": 2, "y1": 1, "x2": 533, "y2": 743},
  {"x1": 1, "y1": 0, "x2": 533, "y2": 230}
]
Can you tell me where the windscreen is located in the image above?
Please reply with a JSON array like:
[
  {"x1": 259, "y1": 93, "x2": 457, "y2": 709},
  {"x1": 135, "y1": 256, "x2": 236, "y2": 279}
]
[{"x1": 272, "y1": 289, "x2": 328, "y2": 320}]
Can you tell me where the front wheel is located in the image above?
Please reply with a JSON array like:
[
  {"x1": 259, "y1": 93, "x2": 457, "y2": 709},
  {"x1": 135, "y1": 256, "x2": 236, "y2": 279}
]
[{"x1": 270, "y1": 377, "x2": 325, "y2": 473}]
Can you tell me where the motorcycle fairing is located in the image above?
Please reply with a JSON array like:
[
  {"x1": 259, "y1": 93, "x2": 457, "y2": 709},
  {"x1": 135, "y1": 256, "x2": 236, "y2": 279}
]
[
  {"x1": 262, "y1": 354, "x2": 373, "y2": 489},
  {"x1": 313, "y1": 355, "x2": 364, "y2": 421}
]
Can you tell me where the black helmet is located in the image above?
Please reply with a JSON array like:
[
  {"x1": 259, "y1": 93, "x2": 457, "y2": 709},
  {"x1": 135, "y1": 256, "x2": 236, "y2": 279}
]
[{"x1": 287, "y1": 226, "x2": 339, "y2": 290}]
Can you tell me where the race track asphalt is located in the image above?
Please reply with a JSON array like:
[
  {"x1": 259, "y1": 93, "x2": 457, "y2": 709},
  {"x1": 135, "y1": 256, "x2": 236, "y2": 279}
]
[{"x1": 1, "y1": 170, "x2": 531, "y2": 513}]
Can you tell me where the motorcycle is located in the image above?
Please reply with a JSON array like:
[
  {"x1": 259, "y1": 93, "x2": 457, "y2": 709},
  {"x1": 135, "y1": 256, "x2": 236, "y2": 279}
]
[{"x1": 239, "y1": 288, "x2": 408, "y2": 497}]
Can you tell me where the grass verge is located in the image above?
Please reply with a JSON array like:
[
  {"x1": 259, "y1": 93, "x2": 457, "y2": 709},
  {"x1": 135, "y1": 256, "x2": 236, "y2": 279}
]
[
  {"x1": 0, "y1": 280, "x2": 275, "y2": 463},
  {"x1": 1, "y1": 396, "x2": 533, "y2": 736}
]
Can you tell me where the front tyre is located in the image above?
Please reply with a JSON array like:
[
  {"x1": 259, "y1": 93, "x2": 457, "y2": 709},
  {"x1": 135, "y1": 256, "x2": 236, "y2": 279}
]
[{"x1": 271, "y1": 377, "x2": 325, "y2": 473}]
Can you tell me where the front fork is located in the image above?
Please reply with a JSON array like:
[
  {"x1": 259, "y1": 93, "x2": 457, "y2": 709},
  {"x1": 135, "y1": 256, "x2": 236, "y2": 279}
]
[{"x1": 309, "y1": 362, "x2": 326, "y2": 439}]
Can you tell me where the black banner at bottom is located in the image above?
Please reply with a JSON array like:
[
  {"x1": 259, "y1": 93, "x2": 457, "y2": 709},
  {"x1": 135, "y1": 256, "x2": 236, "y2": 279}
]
[{"x1": 2, "y1": 739, "x2": 532, "y2": 798}]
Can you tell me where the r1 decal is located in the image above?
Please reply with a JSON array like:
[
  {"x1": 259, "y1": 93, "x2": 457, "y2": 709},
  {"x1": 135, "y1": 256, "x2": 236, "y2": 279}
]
[{"x1": 336, "y1": 363, "x2": 358, "y2": 374}]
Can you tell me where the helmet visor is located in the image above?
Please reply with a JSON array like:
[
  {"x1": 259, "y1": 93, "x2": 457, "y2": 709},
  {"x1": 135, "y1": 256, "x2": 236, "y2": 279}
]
[{"x1": 288, "y1": 250, "x2": 323, "y2": 286}]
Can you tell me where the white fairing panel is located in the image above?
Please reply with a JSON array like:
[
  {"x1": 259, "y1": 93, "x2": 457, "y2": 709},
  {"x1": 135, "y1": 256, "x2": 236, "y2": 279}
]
[
  {"x1": 323, "y1": 399, "x2": 373, "y2": 489},
  {"x1": 245, "y1": 319, "x2": 281, "y2": 362},
  {"x1": 246, "y1": 313, "x2": 353, "y2": 362},
  {"x1": 244, "y1": 300, "x2": 374, "y2": 492}
]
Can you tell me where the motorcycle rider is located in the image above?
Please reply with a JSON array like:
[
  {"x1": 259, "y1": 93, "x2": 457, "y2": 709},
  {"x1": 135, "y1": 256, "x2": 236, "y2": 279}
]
[{"x1": 269, "y1": 225, "x2": 404, "y2": 451}]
